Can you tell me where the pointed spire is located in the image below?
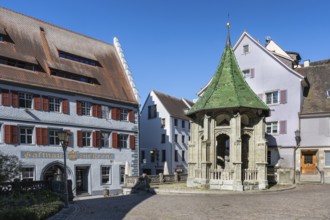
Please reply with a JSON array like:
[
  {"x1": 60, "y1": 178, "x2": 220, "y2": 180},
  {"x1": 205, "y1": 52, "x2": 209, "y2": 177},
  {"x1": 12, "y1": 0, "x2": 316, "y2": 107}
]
[{"x1": 226, "y1": 21, "x2": 231, "y2": 47}]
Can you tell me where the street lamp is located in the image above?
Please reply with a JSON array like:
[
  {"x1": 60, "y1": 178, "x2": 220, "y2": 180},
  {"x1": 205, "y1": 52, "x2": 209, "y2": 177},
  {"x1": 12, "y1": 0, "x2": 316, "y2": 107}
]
[
  {"x1": 58, "y1": 131, "x2": 71, "y2": 208},
  {"x1": 294, "y1": 130, "x2": 301, "y2": 184}
]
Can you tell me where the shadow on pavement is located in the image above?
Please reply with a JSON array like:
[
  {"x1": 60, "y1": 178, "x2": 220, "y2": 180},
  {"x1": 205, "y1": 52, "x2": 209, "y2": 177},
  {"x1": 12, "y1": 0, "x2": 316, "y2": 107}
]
[{"x1": 73, "y1": 192, "x2": 154, "y2": 220}]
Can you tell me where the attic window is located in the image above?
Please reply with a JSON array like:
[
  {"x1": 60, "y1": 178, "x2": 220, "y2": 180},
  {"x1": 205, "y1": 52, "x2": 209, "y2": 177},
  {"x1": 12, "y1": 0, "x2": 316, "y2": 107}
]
[
  {"x1": 243, "y1": 45, "x2": 249, "y2": 54},
  {"x1": 59, "y1": 51, "x2": 101, "y2": 67},
  {"x1": 0, "y1": 56, "x2": 43, "y2": 72},
  {"x1": 0, "y1": 33, "x2": 13, "y2": 43},
  {"x1": 50, "y1": 68, "x2": 100, "y2": 85}
]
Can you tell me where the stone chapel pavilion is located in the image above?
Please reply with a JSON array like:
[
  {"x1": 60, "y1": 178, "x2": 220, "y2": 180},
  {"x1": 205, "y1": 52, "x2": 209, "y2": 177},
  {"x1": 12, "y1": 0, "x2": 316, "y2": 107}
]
[{"x1": 186, "y1": 25, "x2": 270, "y2": 191}]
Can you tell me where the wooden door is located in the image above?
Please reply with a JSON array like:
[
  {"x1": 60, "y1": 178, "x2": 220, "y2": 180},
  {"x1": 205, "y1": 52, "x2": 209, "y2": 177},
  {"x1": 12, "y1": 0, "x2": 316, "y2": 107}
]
[{"x1": 301, "y1": 152, "x2": 317, "y2": 174}]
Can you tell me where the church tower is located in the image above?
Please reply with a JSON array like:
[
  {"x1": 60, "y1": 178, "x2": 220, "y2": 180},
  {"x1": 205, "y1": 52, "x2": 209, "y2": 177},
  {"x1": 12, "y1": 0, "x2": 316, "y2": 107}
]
[{"x1": 186, "y1": 24, "x2": 270, "y2": 190}]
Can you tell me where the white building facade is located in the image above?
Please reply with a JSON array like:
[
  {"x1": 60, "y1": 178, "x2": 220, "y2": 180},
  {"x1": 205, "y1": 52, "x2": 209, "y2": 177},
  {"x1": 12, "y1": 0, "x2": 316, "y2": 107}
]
[
  {"x1": 140, "y1": 91, "x2": 192, "y2": 175},
  {"x1": 0, "y1": 7, "x2": 139, "y2": 196},
  {"x1": 232, "y1": 32, "x2": 309, "y2": 183}
]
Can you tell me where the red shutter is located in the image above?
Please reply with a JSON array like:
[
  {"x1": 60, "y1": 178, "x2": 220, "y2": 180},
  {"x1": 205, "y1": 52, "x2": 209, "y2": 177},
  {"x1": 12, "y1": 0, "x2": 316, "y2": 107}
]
[
  {"x1": 64, "y1": 129, "x2": 72, "y2": 147},
  {"x1": 112, "y1": 133, "x2": 118, "y2": 148},
  {"x1": 11, "y1": 91, "x2": 18, "y2": 108},
  {"x1": 2, "y1": 89, "x2": 10, "y2": 106},
  {"x1": 36, "y1": 128, "x2": 42, "y2": 145},
  {"x1": 62, "y1": 99, "x2": 69, "y2": 114},
  {"x1": 4, "y1": 125, "x2": 12, "y2": 144},
  {"x1": 250, "y1": 68, "x2": 255, "y2": 78},
  {"x1": 34, "y1": 95, "x2": 41, "y2": 110},
  {"x1": 42, "y1": 96, "x2": 49, "y2": 111},
  {"x1": 92, "y1": 104, "x2": 97, "y2": 117},
  {"x1": 11, "y1": 126, "x2": 18, "y2": 145},
  {"x1": 130, "y1": 135, "x2": 135, "y2": 150},
  {"x1": 111, "y1": 108, "x2": 116, "y2": 120},
  {"x1": 42, "y1": 128, "x2": 48, "y2": 145},
  {"x1": 129, "y1": 110, "x2": 134, "y2": 123},
  {"x1": 92, "y1": 131, "x2": 101, "y2": 147},
  {"x1": 77, "y1": 130, "x2": 82, "y2": 147},
  {"x1": 97, "y1": 105, "x2": 102, "y2": 118},
  {"x1": 76, "y1": 101, "x2": 82, "y2": 115},
  {"x1": 280, "y1": 90, "x2": 287, "y2": 104},
  {"x1": 280, "y1": 121, "x2": 287, "y2": 134}
]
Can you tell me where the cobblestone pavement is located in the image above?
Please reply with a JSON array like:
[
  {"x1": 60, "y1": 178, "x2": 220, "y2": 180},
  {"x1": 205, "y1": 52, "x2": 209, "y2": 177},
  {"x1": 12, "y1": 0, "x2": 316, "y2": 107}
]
[{"x1": 48, "y1": 184, "x2": 330, "y2": 220}]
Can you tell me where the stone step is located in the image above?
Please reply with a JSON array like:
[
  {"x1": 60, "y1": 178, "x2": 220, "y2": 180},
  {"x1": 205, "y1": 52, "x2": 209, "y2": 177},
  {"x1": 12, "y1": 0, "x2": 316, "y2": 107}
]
[{"x1": 299, "y1": 174, "x2": 321, "y2": 182}]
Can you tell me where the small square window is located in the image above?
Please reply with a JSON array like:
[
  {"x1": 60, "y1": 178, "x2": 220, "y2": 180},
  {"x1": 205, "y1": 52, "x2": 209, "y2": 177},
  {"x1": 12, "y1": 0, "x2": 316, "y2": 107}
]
[
  {"x1": 243, "y1": 45, "x2": 249, "y2": 54},
  {"x1": 266, "y1": 91, "x2": 279, "y2": 105},
  {"x1": 266, "y1": 122, "x2": 278, "y2": 134},
  {"x1": 242, "y1": 69, "x2": 250, "y2": 78},
  {"x1": 174, "y1": 119, "x2": 178, "y2": 127}
]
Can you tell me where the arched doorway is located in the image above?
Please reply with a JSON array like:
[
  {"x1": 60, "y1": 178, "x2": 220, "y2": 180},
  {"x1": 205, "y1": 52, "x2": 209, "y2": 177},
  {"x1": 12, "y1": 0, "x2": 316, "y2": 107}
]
[
  {"x1": 41, "y1": 161, "x2": 72, "y2": 181},
  {"x1": 216, "y1": 134, "x2": 230, "y2": 169}
]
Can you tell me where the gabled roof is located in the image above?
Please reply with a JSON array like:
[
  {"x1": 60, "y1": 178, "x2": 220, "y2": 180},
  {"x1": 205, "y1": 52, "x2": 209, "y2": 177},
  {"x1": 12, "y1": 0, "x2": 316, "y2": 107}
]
[
  {"x1": 0, "y1": 7, "x2": 138, "y2": 105},
  {"x1": 153, "y1": 90, "x2": 193, "y2": 120},
  {"x1": 233, "y1": 32, "x2": 306, "y2": 80},
  {"x1": 187, "y1": 30, "x2": 269, "y2": 117},
  {"x1": 295, "y1": 60, "x2": 330, "y2": 115},
  {"x1": 266, "y1": 40, "x2": 294, "y2": 61}
]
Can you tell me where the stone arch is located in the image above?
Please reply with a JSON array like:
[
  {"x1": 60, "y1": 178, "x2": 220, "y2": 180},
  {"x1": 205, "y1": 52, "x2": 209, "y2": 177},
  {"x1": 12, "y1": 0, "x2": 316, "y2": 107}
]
[
  {"x1": 216, "y1": 134, "x2": 230, "y2": 169},
  {"x1": 41, "y1": 160, "x2": 73, "y2": 181},
  {"x1": 216, "y1": 114, "x2": 231, "y2": 126}
]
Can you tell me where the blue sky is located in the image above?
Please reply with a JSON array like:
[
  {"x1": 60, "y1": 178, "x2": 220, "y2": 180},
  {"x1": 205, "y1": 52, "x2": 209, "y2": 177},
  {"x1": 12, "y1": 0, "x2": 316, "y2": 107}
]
[{"x1": 1, "y1": 0, "x2": 329, "y2": 105}]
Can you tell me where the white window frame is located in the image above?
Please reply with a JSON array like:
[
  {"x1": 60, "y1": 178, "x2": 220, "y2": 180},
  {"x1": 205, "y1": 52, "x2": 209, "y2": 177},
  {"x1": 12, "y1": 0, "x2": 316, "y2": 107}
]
[
  {"x1": 19, "y1": 127, "x2": 33, "y2": 144},
  {"x1": 266, "y1": 121, "x2": 279, "y2": 134},
  {"x1": 82, "y1": 131, "x2": 91, "y2": 147},
  {"x1": 119, "y1": 134, "x2": 128, "y2": 148},
  {"x1": 242, "y1": 69, "x2": 250, "y2": 78},
  {"x1": 81, "y1": 101, "x2": 91, "y2": 116},
  {"x1": 101, "y1": 106, "x2": 110, "y2": 119},
  {"x1": 120, "y1": 109, "x2": 129, "y2": 121},
  {"x1": 18, "y1": 92, "x2": 32, "y2": 108},
  {"x1": 325, "y1": 151, "x2": 330, "y2": 167},
  {"x1": 101, "y1": 166, "x2": 112, "y2": 185},
  {"x1": 21, "y1": 167, "x2": 34, "y2": 181},
  {"x1": 119, "y1": 165, "x2": 125, "y2": 184},
  {"x1": 266, "y1": 91, "x2": 279, "y2": 105},
  {"x1": 49, "y1": 97, "x2": 61, "y2": 112},
  {"x1": 49, "y1": 129, "x2": 61, "y2": 145},
  {"x1": 101, "y1": 132, "x2": 110, "y2": 148}
]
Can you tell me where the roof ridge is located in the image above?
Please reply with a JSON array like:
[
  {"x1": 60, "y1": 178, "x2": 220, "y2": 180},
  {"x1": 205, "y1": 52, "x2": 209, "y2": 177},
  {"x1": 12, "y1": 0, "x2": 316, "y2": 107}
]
[{"x1": 0, "y1": 7, "x2": 113, "y2": 46}]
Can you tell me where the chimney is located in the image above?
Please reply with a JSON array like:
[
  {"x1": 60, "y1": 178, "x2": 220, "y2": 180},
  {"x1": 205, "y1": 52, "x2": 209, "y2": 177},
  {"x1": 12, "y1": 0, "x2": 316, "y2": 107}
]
[
  {"x1": 304, "y1": 60, "x2": 310, "y2": 67},
  {"x1": 265, "y1": 36, "x2": 271, "y2": 46}
]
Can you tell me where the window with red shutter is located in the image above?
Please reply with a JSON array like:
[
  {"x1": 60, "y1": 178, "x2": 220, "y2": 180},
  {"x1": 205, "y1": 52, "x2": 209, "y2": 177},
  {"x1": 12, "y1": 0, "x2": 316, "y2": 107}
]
[
  {"x1": 92, "y1": 104, "x2": 101, "y2": 118},
  {"x1": 2, "y1": 90, "x2": 10, "y2": 106},
  {"x1": 42, "y1": 128, "x2": 48, "y2": 145},
  {"x1": 92, "y1": 104, "x2": 97, "y2": 117},
  {"x1": 42, "y1": 96, "x2": 49, "y2": 111},
  {"x1": 62, "y1": 99, "x2": 69, "y2": 114},
  {"x1": 4, "y1": 125, "x2": 12, "y2": 144},
  {"x1": 77, "y1": 130, "x2": 82, "y2": 147},
  {"x1": 36, "y1": 128, "x2": 42, "y2": 145},
  {"x1": 11, "y1": 91, "x2": 18, "y2": 108},
  {"x1": 76, "y1": 101, "x2": 82, "y2": 116},
  {"x1": 111, "y1": 108, "x2": 118, "y2": 120},
  {"x1": 112, "y1": 132, "x2": 118, "y2": 148},
  {"x1": 129, "y1": 110, "x2": 134, "y2": 123},
  {"x1": 92, "y1": 131, "x2": 101, "y2": 147},
  {"x1": 97, "y1": 105, "x2": 102, "y2": 118},
  {"x1": 11, "y1": 126, "x2": 18, "y2": 145},
  {"x1": 34, "y1": 95, "x2": 41, "y2": 110},
  {"x1": 130, "y1": 135, "x2": 135, "y2": 150}
]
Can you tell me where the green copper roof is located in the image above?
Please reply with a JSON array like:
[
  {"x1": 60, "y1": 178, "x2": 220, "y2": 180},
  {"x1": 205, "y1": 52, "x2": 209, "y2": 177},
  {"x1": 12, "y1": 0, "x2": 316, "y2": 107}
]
[{"x1": 187, "y1": 32, "x2": 269, "y2": 116}]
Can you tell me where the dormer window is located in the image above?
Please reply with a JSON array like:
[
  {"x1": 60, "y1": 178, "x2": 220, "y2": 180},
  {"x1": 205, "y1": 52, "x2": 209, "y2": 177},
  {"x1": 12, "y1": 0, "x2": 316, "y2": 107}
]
[
  {"x1": 59, "y1": 51, "x2": 101, "y2": 67},
  {"x1": 0, "y1": 35, "x2": 3, "y2": 42},
  {"x1": 0, "y1": 33, "x2": 14, "y2": 44}
]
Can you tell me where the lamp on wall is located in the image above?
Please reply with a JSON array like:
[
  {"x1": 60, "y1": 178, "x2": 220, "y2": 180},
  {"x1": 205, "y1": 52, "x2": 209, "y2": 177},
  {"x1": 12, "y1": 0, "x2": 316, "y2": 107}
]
[{"x1": 58, "y1": 131, "x2": 71, "y2": 208}]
